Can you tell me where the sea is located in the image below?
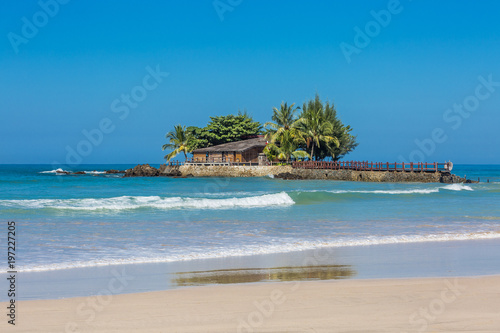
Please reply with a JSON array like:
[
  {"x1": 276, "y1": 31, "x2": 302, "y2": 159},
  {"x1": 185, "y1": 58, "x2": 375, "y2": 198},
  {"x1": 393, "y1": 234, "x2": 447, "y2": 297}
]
[{"x1": 1, "y1": 164, "x2": 499, "y2": 300}]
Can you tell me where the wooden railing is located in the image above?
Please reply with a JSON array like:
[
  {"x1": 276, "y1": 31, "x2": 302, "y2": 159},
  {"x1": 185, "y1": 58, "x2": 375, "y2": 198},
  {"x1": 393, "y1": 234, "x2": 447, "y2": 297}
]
[
  {"x1": 184, "y1": 158, "x2": 260, "y2": 166},
  {"x1": 166, "y1": 161, "x2": 184, "y2": 166},
  {"x1": 291, "y1": 161, "x2": 446, "y2": 172}
]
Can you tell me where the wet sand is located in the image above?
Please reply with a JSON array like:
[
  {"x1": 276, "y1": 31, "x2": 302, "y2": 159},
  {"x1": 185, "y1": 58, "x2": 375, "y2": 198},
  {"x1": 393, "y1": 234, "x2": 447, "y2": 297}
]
[{"x1": 2, "y1": 275, "x2": 500, "y2": 332}]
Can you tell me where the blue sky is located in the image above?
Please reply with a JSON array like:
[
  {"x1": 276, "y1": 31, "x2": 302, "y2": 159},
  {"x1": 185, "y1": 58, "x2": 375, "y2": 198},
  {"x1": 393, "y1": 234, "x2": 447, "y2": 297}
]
[{"x1": 1, "y1": 0, "x2": 499, "y2": 165}]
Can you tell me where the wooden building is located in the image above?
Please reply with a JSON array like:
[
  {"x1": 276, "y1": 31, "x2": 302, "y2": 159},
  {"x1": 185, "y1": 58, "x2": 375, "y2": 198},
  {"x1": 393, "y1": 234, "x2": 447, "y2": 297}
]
[{"x1": 191, "y1": 137, "x2": 267, "y2": 164}]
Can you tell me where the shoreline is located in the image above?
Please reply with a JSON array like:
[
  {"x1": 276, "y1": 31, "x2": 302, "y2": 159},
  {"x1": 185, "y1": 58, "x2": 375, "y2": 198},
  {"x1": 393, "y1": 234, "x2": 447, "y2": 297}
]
[
  {"x1": 3, "y1": 275, "x2": 500, "y2": 332},
  {"x1": 5, "y1": 238, "x2": 500, "y2": 302}
]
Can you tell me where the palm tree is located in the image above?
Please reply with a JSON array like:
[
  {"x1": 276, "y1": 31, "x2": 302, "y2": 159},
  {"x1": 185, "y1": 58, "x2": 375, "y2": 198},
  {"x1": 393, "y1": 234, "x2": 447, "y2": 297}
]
[
  {"x1": 296, "y1": 108, "x2": 340, "y2": 160},
  {"x1": 263, "y1": 102, "x2": 308, "y2": 163},
  {"x1": 264, "y1": 102, "x2": 300, "y2": 139},
  {"x1": 264, "y1": 123, "x2": 309, "y2": 163},
  {"x1": 162, "y1": 125, "x2": 192, "y2": 161}
]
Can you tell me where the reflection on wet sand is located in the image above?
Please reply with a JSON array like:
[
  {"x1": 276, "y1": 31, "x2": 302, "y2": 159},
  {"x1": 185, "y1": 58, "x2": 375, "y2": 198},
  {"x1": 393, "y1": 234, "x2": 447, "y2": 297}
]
[{"x1": 173, "y1": 265, "x2": 356, "y2": 286}]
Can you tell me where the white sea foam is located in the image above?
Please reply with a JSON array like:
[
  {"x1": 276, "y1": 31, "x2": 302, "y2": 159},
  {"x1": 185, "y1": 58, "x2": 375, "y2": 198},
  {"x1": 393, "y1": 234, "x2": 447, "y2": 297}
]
[
  {"x1": 84, "y1": 171, "x2": 106, "y2": 175},
  {"x1": 40, "y1": 169, "x2": 107, "y2": 175},
  {"x1": 40, "y1": 168, "x2": 68, "y2": 174},
  {"x1": 13, "y1": 231, "x2": 500, "y2": 272},
  {"x1": 441, "y1": 183, "x2": 474, "y2": 191},
  {"x1": 320, "y1": 183, "x2": 474, "y2": 195},
  {"x1": 327, "y1": 188, "x2": 439, "y2": 195},
  {"x1": 0, "y1": 192, "x2": 295, "y2": 211}
]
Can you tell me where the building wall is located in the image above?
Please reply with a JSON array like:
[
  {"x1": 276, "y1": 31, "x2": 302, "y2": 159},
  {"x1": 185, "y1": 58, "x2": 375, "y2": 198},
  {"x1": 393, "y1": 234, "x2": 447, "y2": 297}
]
[
  {"x1": 193, "y1": 152, "x2": 206, "y2": 162},
  {"x1": 241, "y1": 147, "x2": 263, "y2": 162},
  {"x1": 194, "y1": 146, "x2": 265, "y2": 163}
]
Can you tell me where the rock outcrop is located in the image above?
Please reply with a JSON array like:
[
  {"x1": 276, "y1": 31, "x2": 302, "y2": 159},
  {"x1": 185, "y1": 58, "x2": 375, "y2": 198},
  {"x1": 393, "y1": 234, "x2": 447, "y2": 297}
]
[
  {"x1": 275, "y1": 172, "x2": 304, "y2": 180},
  {"x1": 439, "y1": 172, "x2": 473, "y2": 184},
  {"x1": 123, "y1": 164, "x2": 161, "y2": 177},
  {"x1": 106, "y1": 169, "x2": 125, "y2": 174},
  {"x1": 159, "y1": 164, "x2": 182, "y2": 177}
]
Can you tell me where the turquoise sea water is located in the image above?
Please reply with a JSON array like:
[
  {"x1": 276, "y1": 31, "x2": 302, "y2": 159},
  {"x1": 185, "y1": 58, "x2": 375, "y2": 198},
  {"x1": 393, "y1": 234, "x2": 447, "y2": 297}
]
[{"x1": 1, "y1": 164, "x2": 499, "y2": 275}]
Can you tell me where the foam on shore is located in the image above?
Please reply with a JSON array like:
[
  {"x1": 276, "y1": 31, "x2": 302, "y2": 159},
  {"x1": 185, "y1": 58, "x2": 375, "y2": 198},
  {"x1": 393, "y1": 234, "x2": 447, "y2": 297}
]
[{"x1": 12, "y1": 230, "x2": 500, "y2": 272}]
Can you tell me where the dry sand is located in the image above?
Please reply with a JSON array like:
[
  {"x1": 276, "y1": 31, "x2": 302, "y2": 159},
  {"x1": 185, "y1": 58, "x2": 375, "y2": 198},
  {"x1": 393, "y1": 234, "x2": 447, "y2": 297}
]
[{"x1": 2, "y1": 275, "x2": 500, "y2": 333}]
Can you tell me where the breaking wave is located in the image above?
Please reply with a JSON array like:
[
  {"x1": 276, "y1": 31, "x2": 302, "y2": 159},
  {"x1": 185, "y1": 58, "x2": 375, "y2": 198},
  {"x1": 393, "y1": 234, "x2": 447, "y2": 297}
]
[
  {"x1": 39, "y1": 168, "x2": 68, "y2": 174},
  {"x1": 303, "y1": 183, "x2": 474, "y2": 195},
  {"x1": 39, "y1": 169, "x2": 107, "y2": 175},
  {"x1": 441, "y1": 183, "x2": 473, "y2": 191},
  {"x1": 0, "y1": 192, "x2": 295, "y2": 211}
]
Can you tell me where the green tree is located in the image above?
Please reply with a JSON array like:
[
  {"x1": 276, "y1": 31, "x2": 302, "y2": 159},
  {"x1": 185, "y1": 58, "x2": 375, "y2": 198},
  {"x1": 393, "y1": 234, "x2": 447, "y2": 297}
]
[
  {"x1": 299, "y1": 94, "x2": 357, "y2": 161},
  {"x1": 296, "y1": 108, "x2": 338, "y2": 161},
  {"x1": 162, "y1": 125, "x2": 193, "y2": 161},
  {"x1": 188, "y1": 113, "x2": 262, "y2": 149},
  {"x1": 264, "y1": 129, "x2": 309, "y2": 162},
  {"x1": 185, "y1": 126, "x2": 207, "y2": 152},
  {"x1": 264, "y1": 102, "x2": 308, "y2": 163},
  {"x1": 266, "y1": 102, "x2": 299, "y2": 133}
]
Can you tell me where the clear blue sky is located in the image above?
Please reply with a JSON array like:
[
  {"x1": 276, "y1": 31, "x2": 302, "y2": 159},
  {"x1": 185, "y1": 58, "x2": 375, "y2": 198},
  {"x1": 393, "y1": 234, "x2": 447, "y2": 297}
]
[{"x1": 1, "y1": 0, "x2": 499, "y2": 165}]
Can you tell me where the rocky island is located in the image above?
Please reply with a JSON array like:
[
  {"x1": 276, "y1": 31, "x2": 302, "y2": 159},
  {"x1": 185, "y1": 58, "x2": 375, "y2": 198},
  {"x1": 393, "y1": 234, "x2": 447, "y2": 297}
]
[{"x1": 122, "y1": 163, "x2": 474, "y2": 184}]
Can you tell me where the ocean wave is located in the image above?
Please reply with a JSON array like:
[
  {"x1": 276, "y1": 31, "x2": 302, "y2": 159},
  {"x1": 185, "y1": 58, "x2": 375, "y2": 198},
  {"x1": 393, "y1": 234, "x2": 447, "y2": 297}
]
[
  {"x1": 39, "y1": 169, "x2": 107, "y2": 175},
  {"x1": 13, "y1": 231, "x2": 500, "y2": 272},
  {"x1": 441, "y1": 183, "x2": 473, "y2": 191},
  {"x1": 0, "y1": 192, "x2": 294, "y2": 211},
  {"x1": 301, "y1": 183, "x2": 474, "y2": 196},
  {"x1": 84, "y1": 171, "x2": 106, "y2": 175},
  {"x1": 39, "y1": 168, "x2": 68, "y2": 174},
  {"x1": 328, "y1": 188, "x2": 439, "y2": 195}
]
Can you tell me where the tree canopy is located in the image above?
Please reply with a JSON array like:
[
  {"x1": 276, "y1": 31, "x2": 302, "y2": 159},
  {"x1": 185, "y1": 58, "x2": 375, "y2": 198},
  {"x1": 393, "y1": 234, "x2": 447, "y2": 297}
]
[
  {"x1": 298, "y1": 94, "x2": 356, "y2": 161},
  {"x1": 187, "y1": 112, "x2": 263, "y2": 151},
  {"x1": 162, "y1": 95, "x2": 357, "y2": 162}
]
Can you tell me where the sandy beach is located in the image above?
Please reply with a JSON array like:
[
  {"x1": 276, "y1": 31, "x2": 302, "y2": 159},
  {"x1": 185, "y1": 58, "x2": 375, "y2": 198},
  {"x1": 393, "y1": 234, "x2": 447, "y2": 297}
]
[{"x1": 3, "y1": 275, "x2": 500, "y2": 333}]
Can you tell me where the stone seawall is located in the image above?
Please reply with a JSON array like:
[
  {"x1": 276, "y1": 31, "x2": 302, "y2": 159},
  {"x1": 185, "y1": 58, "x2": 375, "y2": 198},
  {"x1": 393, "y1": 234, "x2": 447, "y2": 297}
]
[
  {"x1": 123, "y1": 164, "x2": 470, "y2": 183},
  {"x1": 166, "y1": 165, "x2": 469, "y2": 183},
  {"x1": 283, "y1": 168, "x2": 443, "y2": 183},
  {"x1": 177, "y1": 165, "x2": 293, "y2": 178}
]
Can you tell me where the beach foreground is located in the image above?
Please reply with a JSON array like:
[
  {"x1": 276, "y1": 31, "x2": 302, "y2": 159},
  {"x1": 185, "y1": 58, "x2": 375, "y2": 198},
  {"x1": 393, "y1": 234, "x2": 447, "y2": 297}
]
[{"x1": 3, "y1": 275, "x2": 500, "y2": 332}]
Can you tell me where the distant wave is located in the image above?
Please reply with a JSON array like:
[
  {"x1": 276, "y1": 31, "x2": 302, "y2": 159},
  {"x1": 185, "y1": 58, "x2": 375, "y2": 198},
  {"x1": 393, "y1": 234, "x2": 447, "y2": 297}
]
[
  {"x1": 39, "y1": 169, "x2": 106, "y2": 175},
  {"x1": 39, "y1": 168, "x2": 68, "y2": 174},
  {"x1": 84, "y1": 171, "x2": 106, "y2": 175},
  {"x1": 302, "y1": 183, "x2": 474, "y2": 196},
  {"x1": 441, "y1": 183, "x2": 473, "y2": 191},
  {"x1": 327, "y1": 188, "x2": 439, "y2": 195},
  {"x1": 13, "y1": 231, "x2": 500, "y2": 272},
  {"x1": 0, "y1": 192, "x2": 294, "y2": 211}
]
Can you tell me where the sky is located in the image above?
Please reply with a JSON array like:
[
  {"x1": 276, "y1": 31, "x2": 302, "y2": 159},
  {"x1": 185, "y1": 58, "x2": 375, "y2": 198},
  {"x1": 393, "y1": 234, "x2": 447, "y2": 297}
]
[{"x1": 1, "y1": 0, "x2": 499, "y2": 165}]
